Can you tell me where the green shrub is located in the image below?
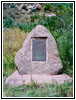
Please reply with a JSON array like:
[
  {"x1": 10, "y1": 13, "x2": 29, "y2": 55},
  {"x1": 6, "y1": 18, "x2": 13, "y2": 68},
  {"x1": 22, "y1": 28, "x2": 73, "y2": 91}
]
[
  {"x1": 44, "y1": 3, "x2": 56, "y2": 11},
  {"x1": 30, "y1": 14, "x2": 39, "y2": 22},
  {"x1": 56, "y1": 27, "x2": 73, "y2": 75},
  {"x1": 15, "y1": 21, "x2": 37, "y2": 32},
  {"x1": 3, "y1": 17, "x2": 14, "y2": 28}
]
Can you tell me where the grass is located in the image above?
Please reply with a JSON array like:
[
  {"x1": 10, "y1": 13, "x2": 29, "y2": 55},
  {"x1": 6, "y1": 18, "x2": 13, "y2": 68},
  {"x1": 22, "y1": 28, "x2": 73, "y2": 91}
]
[
  {"x1": 3, "y1": 79, "x2": 73, "y2": 97},
  {"x1": 3, "y1": 27, "x2": 27, "y2": 77}
]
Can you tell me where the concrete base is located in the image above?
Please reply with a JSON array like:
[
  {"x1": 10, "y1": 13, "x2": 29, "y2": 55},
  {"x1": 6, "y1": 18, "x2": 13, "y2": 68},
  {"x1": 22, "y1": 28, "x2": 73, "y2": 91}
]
[{"x1": 6, "y1": 71, "x2": 72, "y2": 86}]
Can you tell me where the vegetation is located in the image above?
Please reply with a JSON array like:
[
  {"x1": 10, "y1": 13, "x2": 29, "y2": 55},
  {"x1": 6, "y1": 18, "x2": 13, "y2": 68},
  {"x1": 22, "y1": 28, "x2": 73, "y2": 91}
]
[
  {"x1": 3, "y1": 3, "x2": 73, "y2": 97},
  {"x1": 3, "y1": 80, "x2": 73, "y2": 97},
  {"x1": 3, "y1": 17, "x2": 14, "y2": 28}
]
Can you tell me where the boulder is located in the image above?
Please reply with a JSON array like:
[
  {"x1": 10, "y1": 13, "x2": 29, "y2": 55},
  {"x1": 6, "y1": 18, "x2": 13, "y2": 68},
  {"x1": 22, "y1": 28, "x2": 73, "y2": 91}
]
[{"x1": 15, "y1": 25, "x2": 63, "y2": 75}]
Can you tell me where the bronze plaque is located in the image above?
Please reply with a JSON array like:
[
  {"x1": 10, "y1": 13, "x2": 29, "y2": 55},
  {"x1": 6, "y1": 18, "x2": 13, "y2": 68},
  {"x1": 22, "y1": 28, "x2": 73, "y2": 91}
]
[{"x1": 32, "y1": 39, "x2": 46, "y2": 61}]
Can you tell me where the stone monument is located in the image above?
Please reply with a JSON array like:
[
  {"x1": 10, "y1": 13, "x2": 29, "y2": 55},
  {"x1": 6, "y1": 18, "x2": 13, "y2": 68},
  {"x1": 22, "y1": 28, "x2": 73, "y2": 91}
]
[
  {"x1": 6, "y1": 25, "x2": 72, "y2": 86},
  {"x1": 15, "y1": 25, "x2": 63, "y2": 75}
]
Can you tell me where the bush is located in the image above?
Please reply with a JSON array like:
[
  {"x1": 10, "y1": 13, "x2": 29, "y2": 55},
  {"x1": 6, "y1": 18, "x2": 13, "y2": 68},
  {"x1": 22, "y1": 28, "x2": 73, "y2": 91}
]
[
  {"x1": 3, "y1": 17, "x2": 14, "y2": 28},
  {"x1": 44, "y1": 3, "x2": 56, "y2": 11},
  {"x1": 30, "y1": 14, "x2": 39, "y2": 22}
]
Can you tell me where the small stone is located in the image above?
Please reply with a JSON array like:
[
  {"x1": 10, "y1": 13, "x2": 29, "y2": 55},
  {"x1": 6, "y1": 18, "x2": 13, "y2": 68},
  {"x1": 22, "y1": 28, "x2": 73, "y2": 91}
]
[
  {"x1": 36, "y1": 4, "x2": 42, "y2": 10},
  {"x1": 45, "y1": 13, "x2": 56, "y2": 17},
  {"x1": 28, "y1": 9, "x2": 32, "y2": 14}
]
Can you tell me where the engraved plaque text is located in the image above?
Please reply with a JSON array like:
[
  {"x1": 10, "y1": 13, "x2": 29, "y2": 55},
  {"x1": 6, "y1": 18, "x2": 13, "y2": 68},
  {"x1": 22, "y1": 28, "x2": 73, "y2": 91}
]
[{"x1": 32, "y1": 39, "x2": 46, "y2": 61}]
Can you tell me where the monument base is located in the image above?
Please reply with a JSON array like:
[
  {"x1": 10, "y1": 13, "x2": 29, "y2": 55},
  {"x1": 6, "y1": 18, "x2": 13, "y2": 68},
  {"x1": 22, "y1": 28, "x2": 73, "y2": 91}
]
[{"x1": 6, "y1": 71, "x2": 72, "y2": 86}]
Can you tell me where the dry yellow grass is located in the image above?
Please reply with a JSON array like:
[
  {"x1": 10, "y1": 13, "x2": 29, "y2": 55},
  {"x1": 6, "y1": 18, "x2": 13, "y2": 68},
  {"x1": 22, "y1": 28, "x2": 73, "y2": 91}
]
[
  {"x1": 3, "y1": 27, "x2": 28, "y2": 76},
  {"x1": 3, "y1": 27, "x2": 28, "y2": 56}
]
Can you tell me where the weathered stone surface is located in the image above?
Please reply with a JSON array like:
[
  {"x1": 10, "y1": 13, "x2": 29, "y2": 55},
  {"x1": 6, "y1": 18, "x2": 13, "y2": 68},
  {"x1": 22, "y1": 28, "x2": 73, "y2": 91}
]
[
  {"x1": 15, "y1": 25, "x2": 63, "y2": 75},
  {"x1": 6, "y1": 71, "x2": 72, "y2": 86}
]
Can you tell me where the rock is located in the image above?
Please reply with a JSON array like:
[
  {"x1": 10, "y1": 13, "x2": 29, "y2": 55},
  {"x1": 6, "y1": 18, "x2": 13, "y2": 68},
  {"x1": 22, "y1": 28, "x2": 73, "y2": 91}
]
[
  {"x1": 27, "y1": 4, "x2": 42, "y2": 13},
  {"x1": 15, "y1": 25, "x2": 63, "y2": 75},
  {"x1": 27, "y1": 5, "x2": 36, "y2": 9},
  {"x1": 28, "y1": 9, "x2": 32, "y2": 14},
  {"x1": 15, "y1": 3, "x2": 42, "y2": 13},
  {"x1": 6, "y1": 71, "x2": 72, "y2": 86},
  {"x1": 3, "y1": 3, "x2": 42, "y2": 14},
  {"x1": 16, "y1": 4, "x2": 24, "y2": 11},
  {"x1": 45, "y1": 13, "x2": 56, "y2": 17},
  {"x1": 36, "y1": 4, "x2": 42, "y2": 10}
]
